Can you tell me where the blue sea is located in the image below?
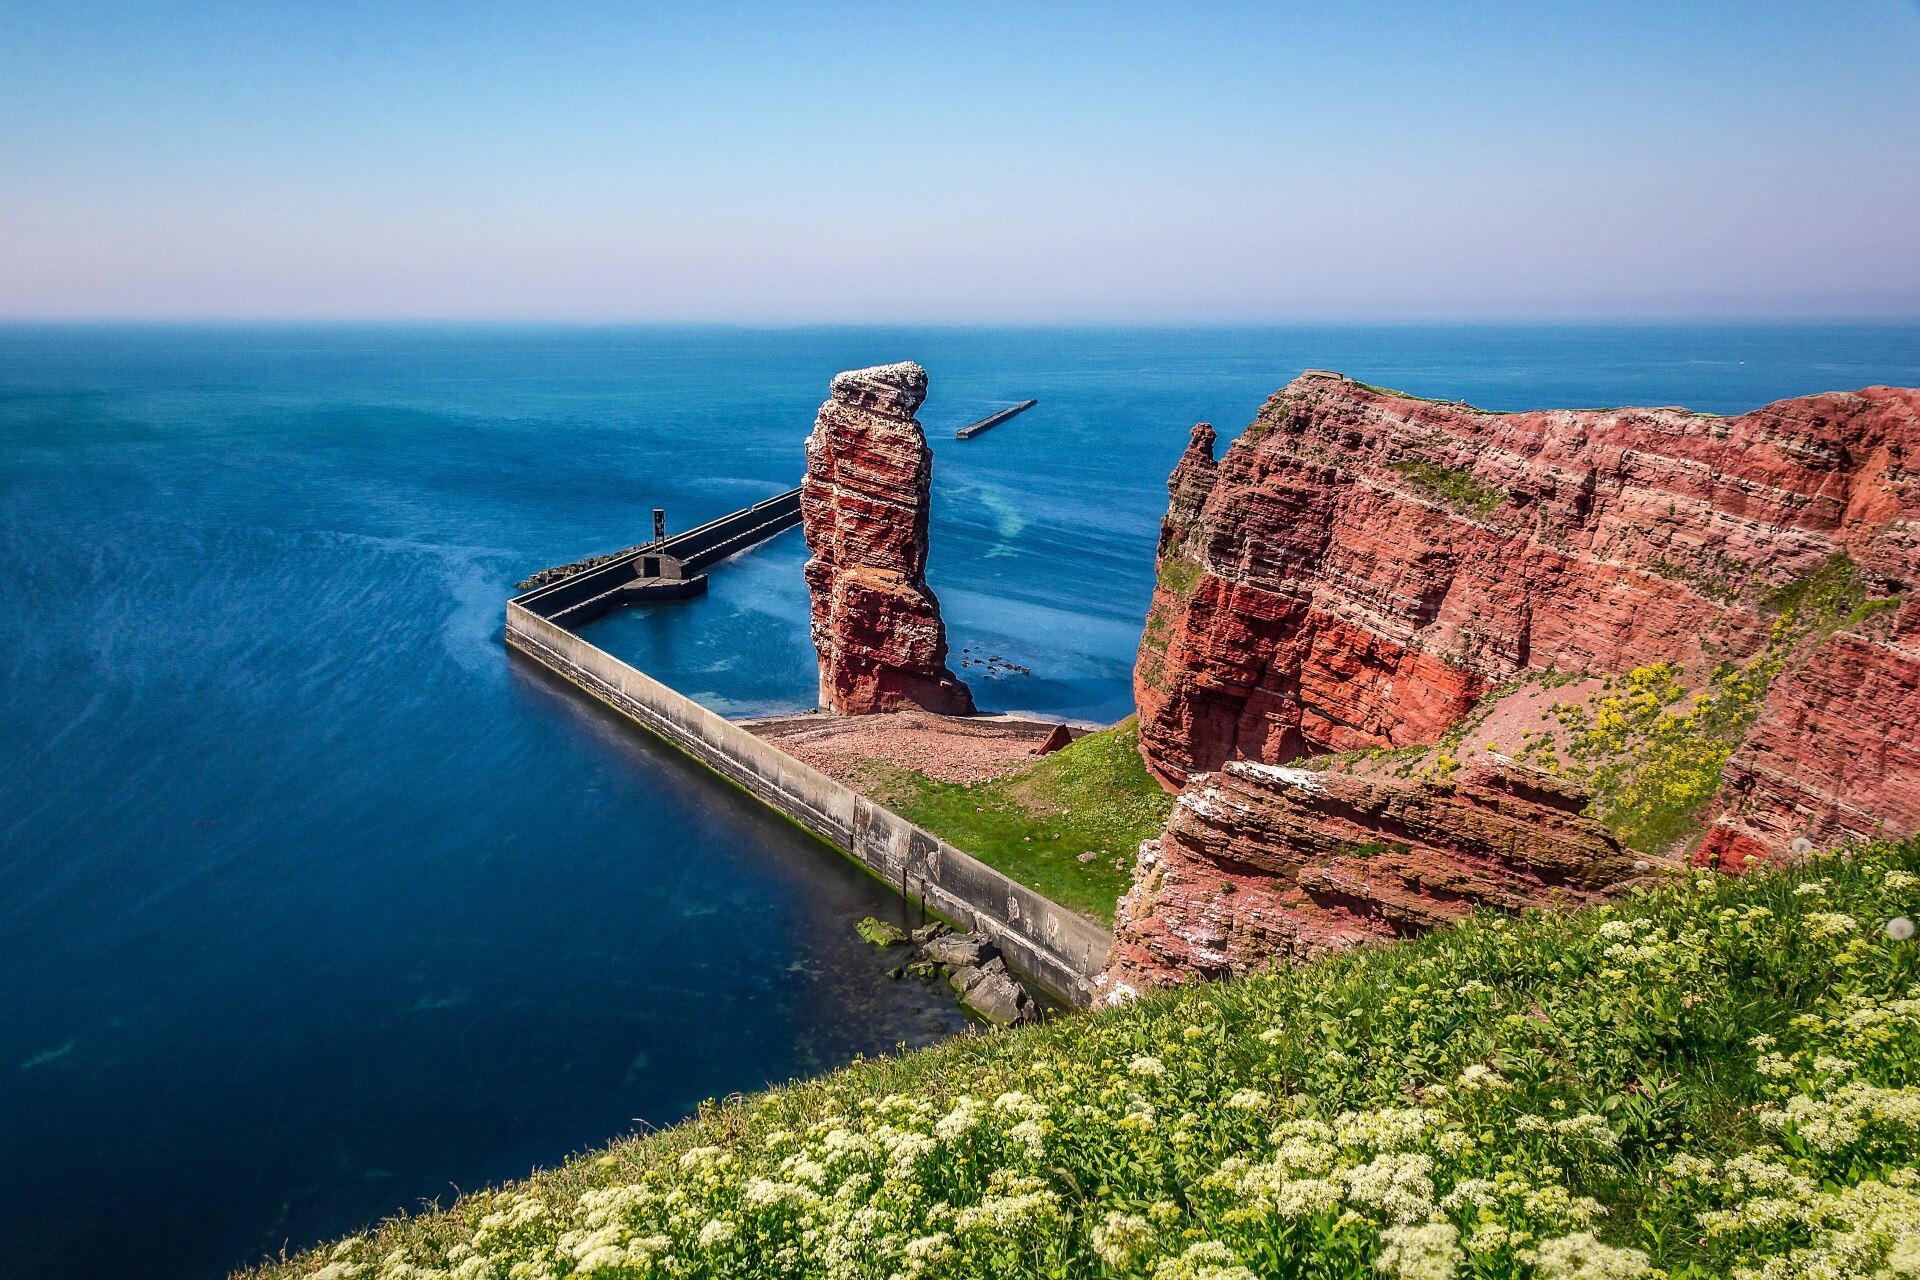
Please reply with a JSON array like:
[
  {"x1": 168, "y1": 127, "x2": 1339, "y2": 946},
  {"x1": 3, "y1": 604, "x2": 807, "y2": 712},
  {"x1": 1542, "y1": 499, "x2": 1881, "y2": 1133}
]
[{"x1": 2, "y1": 324, "x2": 1916, "y2": 1279}]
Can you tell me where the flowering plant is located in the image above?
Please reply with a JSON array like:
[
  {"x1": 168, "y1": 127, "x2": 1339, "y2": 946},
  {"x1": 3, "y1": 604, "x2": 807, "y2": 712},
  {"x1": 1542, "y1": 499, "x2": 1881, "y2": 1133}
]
[{"x1": 269, "y1": 839, "x2": 1920, "y2": 1280}]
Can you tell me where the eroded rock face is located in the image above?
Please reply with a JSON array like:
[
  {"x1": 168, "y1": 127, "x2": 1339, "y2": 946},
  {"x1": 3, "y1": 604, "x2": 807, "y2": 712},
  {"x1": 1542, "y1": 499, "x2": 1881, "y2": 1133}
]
[
  {"x1": 1139, "y1": 377, "x2": 1917, "y2": 786},
  {"x1": 802, "y1": 362, "x2": 974, "y2": 716},
  {"x1": 1107, "y1": 373, "x2": 1920, "y2": 992},
  {"x1": 1701, "y1": 608, "x2": 1920, "y2": 870},
  {"x1": 1103, "y1": 759, "x2": 1645, "y2": 990}
]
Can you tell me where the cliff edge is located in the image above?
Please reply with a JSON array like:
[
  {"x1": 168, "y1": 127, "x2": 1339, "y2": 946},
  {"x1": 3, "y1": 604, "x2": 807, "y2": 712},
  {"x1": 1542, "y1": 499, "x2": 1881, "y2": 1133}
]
[{"x1": 1106, "y1": 372, "x2": 1920, "y2": 992}]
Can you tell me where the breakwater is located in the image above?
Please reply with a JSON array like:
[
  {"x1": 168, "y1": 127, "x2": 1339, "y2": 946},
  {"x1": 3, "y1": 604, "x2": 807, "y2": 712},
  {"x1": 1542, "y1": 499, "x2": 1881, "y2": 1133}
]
[
  {"x1": 955, "y1": 398, "x2": 1037, "y2": 439},
  {"x1": 504, "y1": 498, "x2": 1112, "y2": 1006},
  {"x1": 515, "y1": 489, "x2": 802, "y2": 625}
]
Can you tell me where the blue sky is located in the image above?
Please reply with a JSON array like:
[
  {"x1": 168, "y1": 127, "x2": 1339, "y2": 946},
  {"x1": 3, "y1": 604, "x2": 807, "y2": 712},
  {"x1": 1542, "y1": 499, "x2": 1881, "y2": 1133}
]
[{"x1": 2, "y1": 0, "x2": 1917, "y2": 322}]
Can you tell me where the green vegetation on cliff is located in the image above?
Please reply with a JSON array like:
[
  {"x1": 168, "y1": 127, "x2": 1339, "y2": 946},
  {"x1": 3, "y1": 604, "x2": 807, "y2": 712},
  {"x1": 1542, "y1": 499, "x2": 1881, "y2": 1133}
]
[
  {"x1": 1388, "y1": 459, "x2": 1505, "y2": 517},
  {"x1": 1520, "y1": 553, "x2": 1902, "y2": 853},
  {"x1": 254, "y1": 839, "x2": 1920, "y2": 1280},
  {"x1": 857, "y1": 719, "x2": 1172, "y2": 924}
]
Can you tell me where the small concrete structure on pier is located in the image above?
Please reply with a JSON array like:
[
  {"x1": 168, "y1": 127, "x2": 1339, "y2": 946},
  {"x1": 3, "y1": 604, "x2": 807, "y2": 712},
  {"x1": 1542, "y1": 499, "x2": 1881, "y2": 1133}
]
[{"x1": 514, "y1": 488, "x2": 802, "y2": 627}]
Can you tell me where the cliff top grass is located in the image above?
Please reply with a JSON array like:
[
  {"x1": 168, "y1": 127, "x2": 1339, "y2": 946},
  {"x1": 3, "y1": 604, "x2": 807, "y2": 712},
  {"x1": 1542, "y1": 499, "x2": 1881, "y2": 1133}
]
[
  {"x1": 853, "y1": 718, "x2": 1173, "y2": 924},
  {"x1": 1339, "y1": 377, "x2": 1485, "y2": 410},
  {"x1": 250, "y1": 837, "x2": 1920, "y2": 1280}
]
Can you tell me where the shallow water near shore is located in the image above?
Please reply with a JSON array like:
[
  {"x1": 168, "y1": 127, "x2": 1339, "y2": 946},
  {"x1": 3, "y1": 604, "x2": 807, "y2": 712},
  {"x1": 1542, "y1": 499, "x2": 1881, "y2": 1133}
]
[{"x1": 2, "y1": 323, "x2": 1917, "y2": 1280}]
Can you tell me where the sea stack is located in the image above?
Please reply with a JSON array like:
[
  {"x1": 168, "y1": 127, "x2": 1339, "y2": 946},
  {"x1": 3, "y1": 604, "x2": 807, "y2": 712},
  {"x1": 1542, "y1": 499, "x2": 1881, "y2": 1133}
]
[{"x1": 801, "y1": 362, "x2": 975, "y2": 716}]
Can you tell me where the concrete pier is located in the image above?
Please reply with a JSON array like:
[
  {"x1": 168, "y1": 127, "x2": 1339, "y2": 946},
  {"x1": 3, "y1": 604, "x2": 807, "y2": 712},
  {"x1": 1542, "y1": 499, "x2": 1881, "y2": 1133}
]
[
  {"x1": 515, "y1": 488, "x2": 802, "y2": 627},
  {"x1": 955, "y1": 399, "x2": 1037, "y2": 440},
  {"x1": 503, "y1": 485, "x2": 1112, "y2": 1005}
]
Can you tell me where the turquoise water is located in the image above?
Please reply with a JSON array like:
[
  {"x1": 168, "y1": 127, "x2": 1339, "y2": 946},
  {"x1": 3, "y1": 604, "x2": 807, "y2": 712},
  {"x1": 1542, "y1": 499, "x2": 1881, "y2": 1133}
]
[{"x1": 2, "y1": 325, "x2": 1916, "y2": 1279}]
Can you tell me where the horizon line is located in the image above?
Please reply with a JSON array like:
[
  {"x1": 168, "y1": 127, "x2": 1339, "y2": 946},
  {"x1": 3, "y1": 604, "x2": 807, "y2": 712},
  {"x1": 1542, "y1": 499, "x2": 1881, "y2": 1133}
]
[{"x1": 4, "y1": 314, "x2": 1920, "y2": 330}]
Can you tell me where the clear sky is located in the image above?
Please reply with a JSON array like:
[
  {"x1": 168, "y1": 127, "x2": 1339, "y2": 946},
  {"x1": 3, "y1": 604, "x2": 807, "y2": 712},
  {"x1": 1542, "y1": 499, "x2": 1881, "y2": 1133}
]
[{"x1": 3, "y1": 0, "x2": 1918, "y2": 322}]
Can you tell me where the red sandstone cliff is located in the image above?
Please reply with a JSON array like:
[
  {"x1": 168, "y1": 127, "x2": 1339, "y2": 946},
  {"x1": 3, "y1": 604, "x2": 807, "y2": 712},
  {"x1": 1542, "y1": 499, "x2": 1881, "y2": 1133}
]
[
  {"x1": 802, "y1": 362, "x2": 974, "y2": 717},
  {"x1": 1104, "y1": 373, "x2": 1920, "y2": 994},
  {"x1": 1110, "y1": 759, "x2": 1646, "y2": 985}
]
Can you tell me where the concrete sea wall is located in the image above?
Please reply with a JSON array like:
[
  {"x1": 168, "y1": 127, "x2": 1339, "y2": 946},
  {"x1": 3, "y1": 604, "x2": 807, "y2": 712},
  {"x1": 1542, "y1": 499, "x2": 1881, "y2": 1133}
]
[
  {"x1": 517, "y1": 490, "x2": 804, "y2": 625},
  {"x1": 504, "y1": 603, "x2": 1112, "y2": 1005}
]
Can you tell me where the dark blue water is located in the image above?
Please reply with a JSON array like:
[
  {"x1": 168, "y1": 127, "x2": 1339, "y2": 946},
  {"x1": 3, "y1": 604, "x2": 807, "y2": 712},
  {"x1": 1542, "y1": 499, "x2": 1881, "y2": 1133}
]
[{"x1": 2, "y1": 325, "x2": 1916, "y2": 1280}]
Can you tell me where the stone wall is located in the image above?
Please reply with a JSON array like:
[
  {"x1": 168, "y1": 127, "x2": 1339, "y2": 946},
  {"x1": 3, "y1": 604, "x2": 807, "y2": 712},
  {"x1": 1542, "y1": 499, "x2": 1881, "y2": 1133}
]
[{"x1": 504, "y1": 603, "x2": 1111, "y2": 1005}]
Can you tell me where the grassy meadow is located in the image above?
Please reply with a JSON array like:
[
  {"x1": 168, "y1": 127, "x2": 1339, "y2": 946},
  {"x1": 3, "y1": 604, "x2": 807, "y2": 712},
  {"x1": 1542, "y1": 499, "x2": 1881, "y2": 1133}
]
[
  {"x1": 253, "y1": 838, "x2": 1920, "y2": 1280},
  {"x1": 854, "y1": 718, "x2": 1173, "y2": 923}
]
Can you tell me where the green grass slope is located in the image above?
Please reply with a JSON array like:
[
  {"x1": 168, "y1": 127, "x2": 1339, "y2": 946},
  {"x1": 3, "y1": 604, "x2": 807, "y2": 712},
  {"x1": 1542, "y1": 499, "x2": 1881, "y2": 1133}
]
[
  {"x1": 252, "y1": 839, "x2": 1920, "y2": 1280},
  {"x1": 856, "y1": 718, "x2": 1173, "y2": 923}
]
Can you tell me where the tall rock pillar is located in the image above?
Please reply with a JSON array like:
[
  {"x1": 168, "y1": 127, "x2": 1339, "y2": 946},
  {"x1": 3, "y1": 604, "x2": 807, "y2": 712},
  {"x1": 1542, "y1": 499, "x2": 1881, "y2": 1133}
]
[{"x1": 800, "y1": 362, "x2": 975, "y2": 716}]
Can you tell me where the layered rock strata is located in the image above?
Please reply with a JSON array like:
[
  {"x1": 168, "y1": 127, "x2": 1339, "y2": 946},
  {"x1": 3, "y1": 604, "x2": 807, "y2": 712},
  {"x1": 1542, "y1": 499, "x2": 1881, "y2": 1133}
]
[
  {"x1": 1107, "y1": 373, "x2": 1920, "y2": 992},
  {"x1": 1107, "y1": 759, "x2": 1645, "y2": 989},
  {"x1": 802, "y1": 362, "x2": 974, "y2": 716}
]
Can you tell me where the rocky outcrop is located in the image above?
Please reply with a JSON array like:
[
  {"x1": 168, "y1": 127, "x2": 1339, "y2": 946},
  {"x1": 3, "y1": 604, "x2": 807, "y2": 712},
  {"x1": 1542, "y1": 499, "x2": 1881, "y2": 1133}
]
[
  {"x1": 892, "y1": 927, "x2": 1040, "y2": 1025},
  {"x1": 1700, "y1": 604, "x2": 1920, "y2": 870},
  {"x1": 1140, "y1": 377, "x2": 1917, "y2": 786},
  {"x1": 1104, "y1": 759, "x2": 1646, "y2": 989},
  {"x1": 802, "y1": 363, "x2": 974, "y2": 716},
  {"x1": 1109, "y1": 374, "x2": 1920, "y2": 992}
]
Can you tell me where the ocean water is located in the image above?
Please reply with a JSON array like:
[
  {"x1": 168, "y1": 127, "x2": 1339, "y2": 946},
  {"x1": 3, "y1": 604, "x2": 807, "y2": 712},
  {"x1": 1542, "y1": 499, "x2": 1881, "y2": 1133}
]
[{"x1": 2, "y1": 324, "x2": 1916, "y2": 1280}]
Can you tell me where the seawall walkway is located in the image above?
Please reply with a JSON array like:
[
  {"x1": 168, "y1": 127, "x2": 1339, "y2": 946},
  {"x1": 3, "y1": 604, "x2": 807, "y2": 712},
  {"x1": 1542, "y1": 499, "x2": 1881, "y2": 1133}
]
[{"x1": 503, "y1": 496, "x2": 1112, "y2": 1006}]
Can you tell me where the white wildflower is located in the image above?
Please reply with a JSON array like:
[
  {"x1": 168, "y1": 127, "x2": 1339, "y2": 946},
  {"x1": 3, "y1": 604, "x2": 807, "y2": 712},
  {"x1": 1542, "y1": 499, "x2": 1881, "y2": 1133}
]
[
  {"x1": 1338, "y1": 1152, "x2": 1436, "y2": 1223},
  {"x1": 1091, "y1": 1211, "x2": 1154, "y2": 1270},
  {"x1": 1267, "y1": 1118, "x2": 1338, "y2": 1175},
  {"x1": 1225, "y1": 1089, "x2": 1269, "y2": 1110},
  {"x1": 993, "y1": 1090, "x2": 1047, "y2": 1120},
  {"x1": 1375, "y1": 1220, "x2": 1462, "y2": 1280},
  {"x1": 951, "y1": 1173, "x2": 1060, "y2": 1235},
  {"x1": 901, "y1": 1232, "x2": 953, "y2": 1277},
  {"x1": 1130, "y1": 1055, "x2": 1168, "y2": 1078},
  {"x1": 740, "y1": 1177, "x2": 819, "y2": 1211},
  {"x1": 1719, "y1": 1153, "x2": 1815, "y2": 1198},
  {"x1": 1526, "y1": 1232, "x2": 1654, "y2": 1279},
  {"x1": 1551, "y1": 1112, "x2": 1620, "y2": 1149},
  {"x1": 1456, "y1": 1064, "x2": 1508, "y2": 1092},
  {"x1": 1804, "y1": 911, "x2": 1858, "y2": 939},
  {"x1": 1664, "y1": 1153, "x2": 1718, "y2": 1181},
  {"x1": 676, "y1": 1145, "x2": 729, "y2": 1174},
  {"x1": 1440, "y1": 1179, "x2": 1497, "y2": 1211},
  {"x1": 1336, "y1": 1106, "x2": 1439, "y2": 1151},
  {"x1": 1151, "y1": 1240, "x2": 1257, "y2": 1280},
  {"x1": 934, "y1": 1096, "x2": 985, "y2": 1142},
  {"x1": 1464, "y1": 1222, "x2": 1512, "y2": 1254}
]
